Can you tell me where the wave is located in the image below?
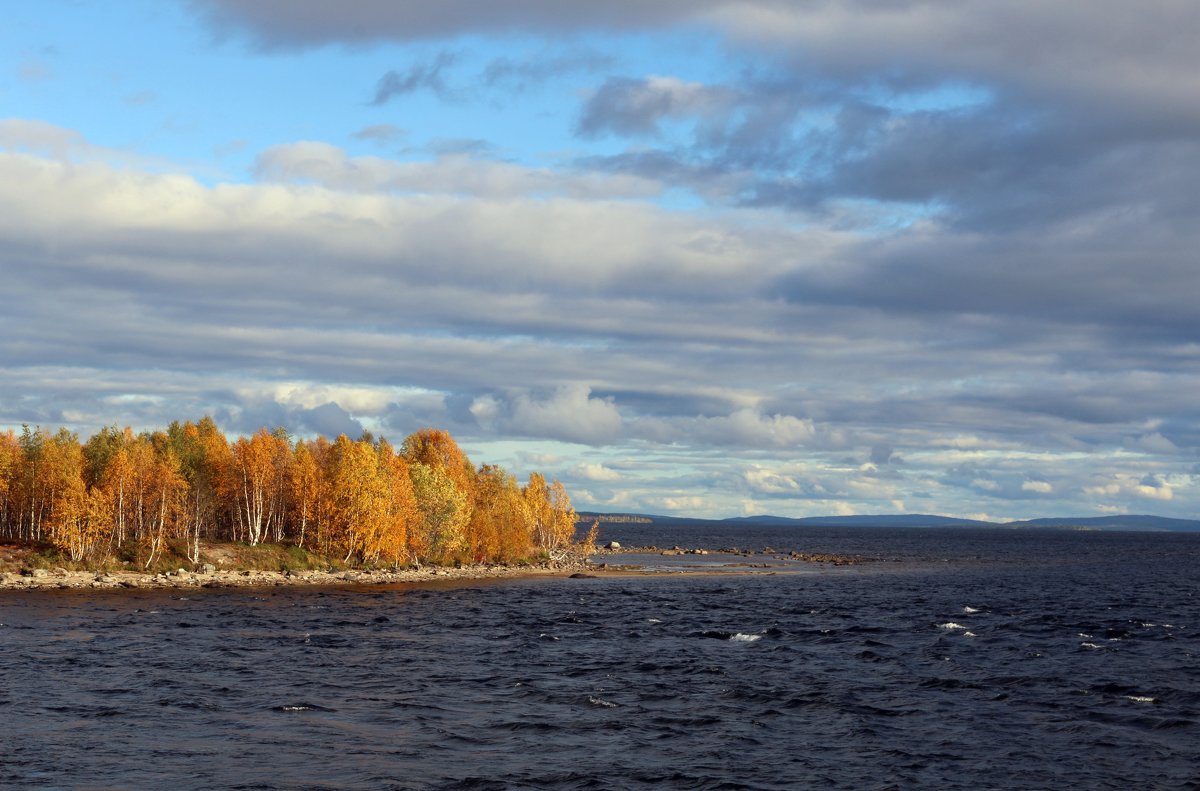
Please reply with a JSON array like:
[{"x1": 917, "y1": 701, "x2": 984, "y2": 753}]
[{"x1": 274, "y1": 703, "x2": 333, "y2": 712}]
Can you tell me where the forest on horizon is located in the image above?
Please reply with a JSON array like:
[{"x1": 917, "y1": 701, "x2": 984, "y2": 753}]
[{"x1": 0, "y1": 418, "x2": 577, "y2": 568}]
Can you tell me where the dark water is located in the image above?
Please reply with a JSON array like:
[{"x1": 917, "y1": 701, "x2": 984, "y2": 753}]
[{"x1": 2, "y1": 527, "x2": 1198, "y2": 790}]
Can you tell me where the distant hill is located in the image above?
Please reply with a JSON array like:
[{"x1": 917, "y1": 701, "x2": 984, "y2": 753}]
[
  {"x1": 580, "y1": 511, "x2": 1200, "y2": 532},
  {"x1": 1004, "y1": 515, "x2": 1200, "y2": 532},
  {"x1": 726, "y1": 514, "x2": 998, "y2": 528}
]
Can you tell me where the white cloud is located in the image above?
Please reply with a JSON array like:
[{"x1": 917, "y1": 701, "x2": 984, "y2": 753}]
[
  {"x1": 744, "y1": 467, "x2": 804, "y2": 495},
  {"x1": 570, "y1": 462, "x2": 622, "y2": 482},
  {"x1": 1084, "y1": 474, "x2": 1176, "y2": 503},
  {"x1": 1135, "y1": 482, "x2": 1173, "y2": 501},
  {"x1": 685, "y1": 408, "x2": 816, "y2": 449},
  {"x1": 1021, "y1": 480, "x2": 1053, "y2": 494},
  {"x1": 660, "y1": 495, "x2": 711, "y2": 512},
  {"x1": 254, "y1": 142, "x2": 662, "y2": 200},
  {"x1": 472, "y1": 385, "x2": 623, "y2": 445}
]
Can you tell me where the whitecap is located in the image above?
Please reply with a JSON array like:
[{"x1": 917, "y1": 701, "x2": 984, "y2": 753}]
[
  {"x1": 730, "y1": 633, "x2": 762, "y2": 642},
  {"x1": 1077, "y1": 633, "x2": 1092, "y2": 638},
  {"x1": 1080, "y1": 642, "x2": 1104, "y2": 650},
  {"x1": 939, "y1": 622, "x2": 967, "y2": 631},
  {"x1": 1124, "y1": 695, "x2": 1155, "y2": 704},
  {"x1": 280, "y1": 705, "x2": 313, "y2": 711},
  {"x1": 587, "y1": 696, "x2": 618, "y2": 708},
  {"x1": 962, "y1": 606, "x2": 981, "y2": 614},
  {"x1": 647, "y1": 618, "x2": 662, "y2": 624},
  {"x1": 963, "y1": 631, "x2": 977, "y2": 638}
]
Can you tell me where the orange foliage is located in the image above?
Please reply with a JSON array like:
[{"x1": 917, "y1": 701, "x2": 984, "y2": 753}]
[{"x1": 0, "y1": 418, "x2": 577, "y2": 568}]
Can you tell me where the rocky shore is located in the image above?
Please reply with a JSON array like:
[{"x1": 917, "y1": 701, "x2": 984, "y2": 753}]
[
  {"x1": 0, "y1": 544, "x2": 868, "y2": 592},
  {"x1": 0, "y1": 558, "x2": 594, "y2": 592}
]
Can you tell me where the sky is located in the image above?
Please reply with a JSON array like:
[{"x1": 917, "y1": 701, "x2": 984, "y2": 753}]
[{"x1": 1, "y1": 1, "x2": 1198, "y2": 521}]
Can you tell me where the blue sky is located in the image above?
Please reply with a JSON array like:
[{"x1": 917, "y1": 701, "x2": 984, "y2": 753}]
[{"x1": 2, "y1": 0, "x2": 1199, "y2": 520}]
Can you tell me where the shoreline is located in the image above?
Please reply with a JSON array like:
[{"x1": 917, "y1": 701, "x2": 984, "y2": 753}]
[
  {"x1": 0, "y1": 560, "x2": 594, "y2": 592},
  {"x1": 0, "y1": 546, "x2": 870, "y2": 593}
]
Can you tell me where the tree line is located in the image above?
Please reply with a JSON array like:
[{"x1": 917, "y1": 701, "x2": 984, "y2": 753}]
[{"x1": 0, "y1": 419, "x2": 577, "y2": 568}]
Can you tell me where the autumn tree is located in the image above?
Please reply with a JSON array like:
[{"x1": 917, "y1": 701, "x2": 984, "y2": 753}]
[
  {"x1": 227, "y1": 428, "x2": 284, "y2": 546},
  {"x1": 409, "y1": 462, "x2": 470, "y2": 563},
  {"x1": 401, "y1": 428, "x2": 475, "y2": 500},
  {"x1": 325, "y1": 434, "x2": 398, "y2": 564},
  {"x1": 41, "y1": 429, "x2": 89, "y2": 561},
  {"x1": 142, "y1": 433, "x2": 187, "y2": 569},
  {"x1": 523, "y1": 473, "x2": 577, "y2": 558},
  {"x1": 376, "y1": 439, "x2": 418, "y2": 566},
  {"x1": 289, "y1": 440, "x2": 319, "y2": 548},
  {"x1": 168, "y1": 417, "x2": 230, "y2": 562},
  {"x1": 0, "y1": 430, "x2": 19, "y2": 537},
  {"x1": 16, "y1": 426, "x2": 48, "y2": 541},
  {"x1": 0, "y1": 418, "x2": 579, "y2": 570},
  {"x1": 469, "y1": 464, "x2": 533, "y2": 562}
]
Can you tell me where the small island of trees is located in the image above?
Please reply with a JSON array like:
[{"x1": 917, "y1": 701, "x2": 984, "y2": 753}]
[{"x1": 0, "y1": 418, "x2": 579, "y2": 571}]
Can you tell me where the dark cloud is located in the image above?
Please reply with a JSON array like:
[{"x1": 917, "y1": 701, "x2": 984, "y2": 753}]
[
  {"x1": 425, "y1": 138, "x2": 495, "y2": 157},
  {"x1": 191, "y1": 0, "x2": 723, "y2": 47},
  {"x1": 578, "y1": 76, "x2": 737, "y2": 138},
  {"x1": 482, "y1": 50, "x2": 615, "y2": 90},
  {"x1": 370, "y1": 52, "x2": 458, "y2": 104}
]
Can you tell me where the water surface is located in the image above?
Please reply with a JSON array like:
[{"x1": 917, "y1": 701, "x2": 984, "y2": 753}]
[{"x1": 2, "y1": 527, "x2": 1197, "y2": 789}]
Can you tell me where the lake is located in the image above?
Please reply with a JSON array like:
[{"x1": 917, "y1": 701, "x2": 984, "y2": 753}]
[{"x1": 2, "y1": 525, "x2": 1197, "y2": 789}]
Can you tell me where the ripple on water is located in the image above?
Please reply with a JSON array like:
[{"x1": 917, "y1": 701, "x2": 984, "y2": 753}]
[{"x1": 1, "y1": 529, "x2": 1198, "y2": 789}]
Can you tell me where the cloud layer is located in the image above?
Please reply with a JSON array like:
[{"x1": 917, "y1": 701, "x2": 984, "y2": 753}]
[{"x1": 1, "y1": 2, "x2": 1197, "y2": 519}]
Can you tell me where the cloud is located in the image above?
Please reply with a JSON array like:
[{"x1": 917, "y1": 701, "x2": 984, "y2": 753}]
[
  {"x1": 191, "y1": 0, "x2": 727, "y2": 47},
  {"x1": 578, "y1": 76, "x2": 736, "y2": 138},
  {"x1": 191, "y1": 0, "x2": 1200, "y2": 131},
  {"x1": 1021, "y1": 480, "x2": 1053, "y2": 494},
  {"x1": 370, "y1": 52, "x2": 458, "y2": 104},
  {"x1": 0, "y1": 119, "x2": 88, "y2": 157},
  {"x1": 252, "y1": 140, "x2": 662, "y2": 199},
  {"x1": 709, "y1": 1, "x2": 1200, "y2": 125},
  {"x1": 689, "y1": 408, "x2": 816, "y2": 449},
  {"x1": 570, "y1": 462, "x2": 622, "y2": 482},
  {"x1": 471, "y1": 385, "x2": 623, "y2": 445},
  {"x1": 351, "y1": 124, "x2": 407, "y2": 145},
  {"x1": 483, "y1": 49, "x2": 615, "y2": 90},
  {"x1": 744, "y1": 467, "x2": 809, "y2": 496},
  {"x1": 1126, "y1": 432, "x2": 1179, "y2": 455},
  {"x1": 4, "y1": 122, "x2": 1200, "y2": 519},
  {"x1": 1084, "y1": 474, "x2": 1177, "y2": 503}
]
